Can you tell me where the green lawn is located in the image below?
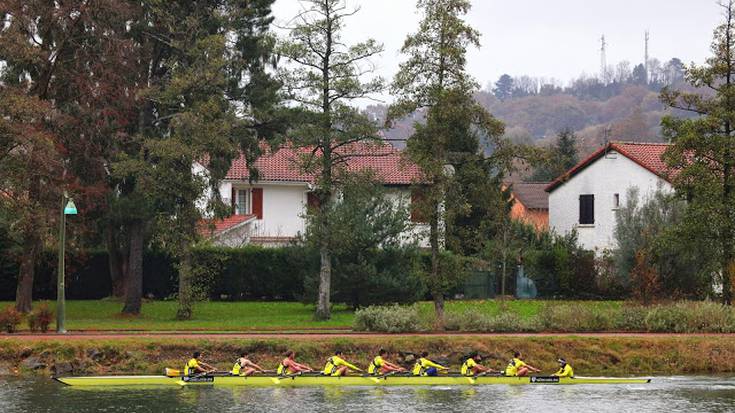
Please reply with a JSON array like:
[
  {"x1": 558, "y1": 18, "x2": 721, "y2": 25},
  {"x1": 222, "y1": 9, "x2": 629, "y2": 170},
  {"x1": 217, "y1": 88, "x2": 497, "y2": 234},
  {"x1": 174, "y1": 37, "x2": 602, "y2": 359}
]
[{"x1": 0, "y1": 299, "x2": 623, "y2": 332}]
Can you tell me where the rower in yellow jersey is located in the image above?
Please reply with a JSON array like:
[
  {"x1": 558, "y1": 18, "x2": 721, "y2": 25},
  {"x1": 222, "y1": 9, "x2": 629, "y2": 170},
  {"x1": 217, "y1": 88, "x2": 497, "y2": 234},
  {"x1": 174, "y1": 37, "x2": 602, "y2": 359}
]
[
  {"x1": 184, "y1": 351, "x2": 217, "y2": 376},
  {"x1": 553, "y1": 358, "x2": 574, "y2": 378},
  {"x1": 231, "y1": 351, "x2": 265, "y2": 377},
  {"x1": 504, "y1": 351, "x2": 541, "y2": 377},
  {"x1": 322, "y1": 351, "x2": 362, "y2": 377},
  {"x1": 412, "y1": 352, "x2": 449, "y2": 377},
  {"x1": 368, "y1": 349, "x2": 406, "y2": 375},
  {"x1": 460, "y1": 352, "x2": 495, "y2": 377}
]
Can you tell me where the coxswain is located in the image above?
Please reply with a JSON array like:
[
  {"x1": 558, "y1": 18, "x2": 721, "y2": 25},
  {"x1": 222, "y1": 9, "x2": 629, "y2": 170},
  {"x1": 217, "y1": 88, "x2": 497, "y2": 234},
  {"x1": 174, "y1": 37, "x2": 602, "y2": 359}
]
[
  {"x1": 553, "y1": 358, "x2": 574, "y2": 378},
  {"x1": 461, "y1": 352, "x2": 495, "y2": 377},
  {"x1": 322, "y1": 350, "x2": 362, "y2": 377},
  {"x1": 504, "y1": 351, "x2": 541, "y2": 377},
  {"x1": 277, "y1": 350, "x2": 314, "y2": 376},
  {"x1": 411, "y1": 352, "x2": 449, "y2": 377},
  {"x1": 368, "y1": 349, "x2": 407, "y2": 375},
  {"x1": 231, "y1": 351, "x2": 265, "y2": 376},
  {"x1": 184, "y1": 351, "x2": 217, "y2": 376}
]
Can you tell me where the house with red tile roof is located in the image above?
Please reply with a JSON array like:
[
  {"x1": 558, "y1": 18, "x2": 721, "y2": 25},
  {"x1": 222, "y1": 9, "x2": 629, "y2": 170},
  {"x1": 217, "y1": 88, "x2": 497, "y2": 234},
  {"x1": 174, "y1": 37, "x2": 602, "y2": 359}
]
[
  {"x1": 545, "y1": 141, "x2": 674, "y2": 251},
  {"x1": 198, "y1": 141, "x2": 427, "y2": 247}
]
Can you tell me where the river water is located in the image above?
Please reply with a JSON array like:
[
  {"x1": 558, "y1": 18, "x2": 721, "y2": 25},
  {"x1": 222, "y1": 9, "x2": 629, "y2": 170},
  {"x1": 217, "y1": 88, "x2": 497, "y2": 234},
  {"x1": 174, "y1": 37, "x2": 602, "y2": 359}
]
[{"x1": 1, "y1": 376, "x2": 734, "y2": 413}]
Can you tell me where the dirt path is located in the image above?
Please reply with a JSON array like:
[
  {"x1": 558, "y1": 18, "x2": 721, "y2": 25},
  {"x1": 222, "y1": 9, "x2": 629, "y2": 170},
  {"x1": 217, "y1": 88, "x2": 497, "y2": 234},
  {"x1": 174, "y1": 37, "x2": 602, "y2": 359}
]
[{"x1": 3, "y1": 331, "x2": 735, "y2": 341}]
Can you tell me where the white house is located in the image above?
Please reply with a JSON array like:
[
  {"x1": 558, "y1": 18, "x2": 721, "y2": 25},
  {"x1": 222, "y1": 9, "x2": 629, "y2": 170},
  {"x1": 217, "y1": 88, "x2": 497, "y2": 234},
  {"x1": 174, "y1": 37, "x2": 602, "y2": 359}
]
[
  {"x1": 546, "y1": 141, "x2": 674, "y2": 252},
  {"x1": 198, "y1": 142, "x2": 428, "y2": 247}
]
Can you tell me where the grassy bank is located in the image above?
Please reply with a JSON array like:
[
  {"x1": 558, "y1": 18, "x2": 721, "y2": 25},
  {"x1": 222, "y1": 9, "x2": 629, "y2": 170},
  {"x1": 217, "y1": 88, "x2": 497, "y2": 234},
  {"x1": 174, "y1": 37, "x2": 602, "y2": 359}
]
[
  {"x1": 1, "y1": 335, "x2": 734, "y2": 377},
  {"x1": 0, "y1": 300, "x2": 621, "y2": 332}
]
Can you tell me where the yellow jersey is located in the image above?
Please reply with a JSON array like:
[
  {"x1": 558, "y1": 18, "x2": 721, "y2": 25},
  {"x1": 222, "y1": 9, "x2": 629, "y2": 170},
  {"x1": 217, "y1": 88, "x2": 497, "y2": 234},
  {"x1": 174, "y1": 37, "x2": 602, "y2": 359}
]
[
  {"x1": 322, "y1": 355, "x2": 360, "y2": 376},
  {"x1": 554, "y1": 364, "x2": 574, "y2": 378},
  {"x1": 368, "y1": 356, "x2": 384, "y2": 375},
  {"x1": 505, "y1": 358, "x2": 527, "y2": 377},
  {"x1": 411, "y1": 358, "x2": 445, "y2": 376},
  {"x1": 184, "y1": 358, "x2": 199, "y2": 376},
  {"x1": 461, "y1": 358, "x2": 478, "y2": 376}
]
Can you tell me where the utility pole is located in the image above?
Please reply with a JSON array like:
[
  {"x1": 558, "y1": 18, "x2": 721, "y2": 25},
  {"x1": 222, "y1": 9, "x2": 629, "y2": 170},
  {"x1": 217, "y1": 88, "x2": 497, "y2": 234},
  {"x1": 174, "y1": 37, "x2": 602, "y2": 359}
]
[
  {"x1": 600, "y1": 35, "x2": 607, "y2": 83},
  {"x1": 57, "y1": 193, "x2": 77, "y2": 334},
  {"x1": 644, "y1": 30, "x2": 650, "y2": 84}
]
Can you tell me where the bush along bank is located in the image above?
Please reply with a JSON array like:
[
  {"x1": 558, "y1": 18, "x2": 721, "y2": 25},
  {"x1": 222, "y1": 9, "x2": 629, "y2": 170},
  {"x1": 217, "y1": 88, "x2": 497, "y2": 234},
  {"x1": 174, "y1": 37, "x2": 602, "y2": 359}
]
[
  {"x1": 2, "y1": 335, "x2": 735, "y2": 377},
  {"x1": 353, "y1": 301, "x2": 735, "y2": 333}
]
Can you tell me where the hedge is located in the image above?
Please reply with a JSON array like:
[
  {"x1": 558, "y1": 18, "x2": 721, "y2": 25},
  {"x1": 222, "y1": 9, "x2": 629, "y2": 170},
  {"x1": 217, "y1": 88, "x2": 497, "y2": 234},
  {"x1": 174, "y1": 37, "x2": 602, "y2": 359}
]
[{"x1": 0, "y1": 246, "x2": 316, "y2": 301}]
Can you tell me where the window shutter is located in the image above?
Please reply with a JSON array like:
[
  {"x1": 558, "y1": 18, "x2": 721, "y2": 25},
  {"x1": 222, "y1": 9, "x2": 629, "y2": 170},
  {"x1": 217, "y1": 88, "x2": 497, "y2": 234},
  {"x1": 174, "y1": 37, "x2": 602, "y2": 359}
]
[
  {"x1": 410, "y1": 188, "x2": 428, "y2": 223},
  {"x1": 231, "y1": 187, "x2": 236, "y2": 215},
  {"x1": 252, "y1": 188, "x2": 263, "y2": 219},
  {"x1": 579, "y1": 194, "x2": 594, "y2": 224},
  {"x1": 307, "y1": 192, "x2": 320, "y2": 213}
]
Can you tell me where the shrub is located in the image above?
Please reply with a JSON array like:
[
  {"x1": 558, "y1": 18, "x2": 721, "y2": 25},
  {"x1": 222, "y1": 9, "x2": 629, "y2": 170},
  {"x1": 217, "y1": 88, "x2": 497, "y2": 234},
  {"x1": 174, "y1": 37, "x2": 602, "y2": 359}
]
[
  {"x1": 353, "y1": 305, "x2": 424, "y2": 333},
  {"x1": 28, "y1": 304, "x2": 54, "y2": 333},
  {"x1": 537, "y1": 304, "x2": 613, "y2": 332},
  {"x1": 0, "y1": 306, "x2": 23, "y2": 333},
  {"x1": 613, "y1": 304, "x2": 647, "y2": 331},
  {"x1": 644, "y1": 301, "x2": 735, "y2": 333}
]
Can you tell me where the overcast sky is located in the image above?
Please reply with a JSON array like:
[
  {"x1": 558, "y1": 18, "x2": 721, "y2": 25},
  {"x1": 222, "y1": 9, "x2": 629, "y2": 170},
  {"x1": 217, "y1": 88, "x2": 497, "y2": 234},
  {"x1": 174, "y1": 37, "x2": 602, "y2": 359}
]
[{"x1": 272, "y1": 0, "x2": 723, "y2": 93}]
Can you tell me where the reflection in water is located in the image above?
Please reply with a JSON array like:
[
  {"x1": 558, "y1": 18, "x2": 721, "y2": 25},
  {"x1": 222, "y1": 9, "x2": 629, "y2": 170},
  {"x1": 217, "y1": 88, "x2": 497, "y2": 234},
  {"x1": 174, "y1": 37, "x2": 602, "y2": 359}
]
[{"x1": 1, "y1": 377, "x2": 735, "y2": 413}]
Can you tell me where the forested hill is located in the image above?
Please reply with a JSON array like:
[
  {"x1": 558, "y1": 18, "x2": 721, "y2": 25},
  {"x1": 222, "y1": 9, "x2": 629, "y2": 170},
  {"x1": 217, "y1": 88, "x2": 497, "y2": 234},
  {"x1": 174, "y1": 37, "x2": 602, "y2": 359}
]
[{"x1": 370, "y1": 57, "x2": 695, "y2": 155}]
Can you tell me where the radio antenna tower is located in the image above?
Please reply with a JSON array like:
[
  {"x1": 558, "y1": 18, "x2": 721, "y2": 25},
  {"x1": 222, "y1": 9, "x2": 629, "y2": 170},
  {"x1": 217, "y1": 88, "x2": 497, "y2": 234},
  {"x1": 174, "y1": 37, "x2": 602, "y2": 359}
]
[
  {"x1": 600, "y1": 35, "x2": 607, "y2": 82},
  {"x1": 644, "y1": 30, "x2": 650, "y2": 83}
]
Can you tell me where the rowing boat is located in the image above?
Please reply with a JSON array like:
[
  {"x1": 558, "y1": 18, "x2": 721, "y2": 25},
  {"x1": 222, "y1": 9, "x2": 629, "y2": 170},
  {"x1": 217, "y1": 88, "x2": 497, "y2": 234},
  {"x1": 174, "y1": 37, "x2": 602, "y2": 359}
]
[{"x1": 55, "y1": 374, "x2": 651, "y2": 387}]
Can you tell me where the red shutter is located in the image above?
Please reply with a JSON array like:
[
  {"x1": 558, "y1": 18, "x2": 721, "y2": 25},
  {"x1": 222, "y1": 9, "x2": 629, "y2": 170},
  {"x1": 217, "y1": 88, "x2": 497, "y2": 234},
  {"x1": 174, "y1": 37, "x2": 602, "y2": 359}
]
[
  {"x1": 252, "y1": 188, "x2": 263, "y2": 219},
  {"x1": 231, "y1": 187, "x2": 236, "y2": 215},
  {"x1": 307, "y1": 192, "x2": 320, "y2": 213}
]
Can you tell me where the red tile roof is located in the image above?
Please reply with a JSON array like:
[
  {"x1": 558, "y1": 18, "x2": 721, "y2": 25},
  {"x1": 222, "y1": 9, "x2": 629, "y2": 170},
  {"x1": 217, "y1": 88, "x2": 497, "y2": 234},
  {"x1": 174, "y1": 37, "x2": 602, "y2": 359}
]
[
  {"x1": 546, "y1": 141, "x2": 673, "y2": 192},
  {"x1": 199, "y1": 214, "x2": 257, "y2": 237},
  {"x1": 225, "y1": 141, "x2": 423, "y2": 185}
]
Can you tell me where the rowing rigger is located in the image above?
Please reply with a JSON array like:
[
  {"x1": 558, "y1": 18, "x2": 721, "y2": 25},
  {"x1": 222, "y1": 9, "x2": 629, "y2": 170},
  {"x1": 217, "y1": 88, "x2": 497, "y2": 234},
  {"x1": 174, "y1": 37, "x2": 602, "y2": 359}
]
[{"x1": 55, "y1": 373, "x2": 651, "y2": 387}]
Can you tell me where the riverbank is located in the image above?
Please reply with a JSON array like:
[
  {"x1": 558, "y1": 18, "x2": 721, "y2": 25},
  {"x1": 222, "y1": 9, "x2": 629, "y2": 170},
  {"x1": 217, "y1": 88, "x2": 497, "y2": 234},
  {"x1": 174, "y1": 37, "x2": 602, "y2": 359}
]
[{"x1": 2, "y1": 334, "x2": 734, "y2": 377}]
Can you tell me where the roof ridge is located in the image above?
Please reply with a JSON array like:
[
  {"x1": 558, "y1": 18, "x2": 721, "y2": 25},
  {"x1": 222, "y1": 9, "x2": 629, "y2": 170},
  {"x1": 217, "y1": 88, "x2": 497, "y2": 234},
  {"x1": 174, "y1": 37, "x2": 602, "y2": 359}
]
[{"x1": 611, "y1": 140, "x2": 671, "y2": 146}]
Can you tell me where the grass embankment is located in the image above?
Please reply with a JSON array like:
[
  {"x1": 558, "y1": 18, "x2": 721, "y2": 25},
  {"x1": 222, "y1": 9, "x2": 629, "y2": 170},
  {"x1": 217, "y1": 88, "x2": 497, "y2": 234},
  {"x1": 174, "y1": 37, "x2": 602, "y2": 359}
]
[
  {"x1": 0, "y1": 300, "x2": 616, "y2": 332},
  {"x1": 1, "y1": 335, "x2": 734, "y2": 377}
]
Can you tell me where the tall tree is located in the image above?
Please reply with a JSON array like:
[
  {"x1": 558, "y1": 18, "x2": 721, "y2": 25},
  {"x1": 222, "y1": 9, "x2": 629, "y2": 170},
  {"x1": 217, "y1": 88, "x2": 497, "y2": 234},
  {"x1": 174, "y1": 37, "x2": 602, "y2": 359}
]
[
  {"x1": 389, "y1": 0, "x2": 504, "y2": 324},
  {"x1": 531, "y1": 129, "x2": 579, "y2": 182},
  {"x1": 493, "y1": 74, "x2": 514, "y2": 101},
  {"x1": 278, "y1": 0, "x2": 384, "y2": 320},
  {"x1": 0, "y1": 0, "x2": 133, "y2": 312},
  {"x1": 660, "y1": 0, "x2": 735, "y2": 304}
]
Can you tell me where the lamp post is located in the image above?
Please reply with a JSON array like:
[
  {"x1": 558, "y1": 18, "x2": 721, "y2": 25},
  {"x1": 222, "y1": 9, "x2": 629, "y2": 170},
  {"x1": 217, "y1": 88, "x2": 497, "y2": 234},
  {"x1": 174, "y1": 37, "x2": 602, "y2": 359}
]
[{"x1": 57, "y1": 193, "x2": 77, "y2": 334}]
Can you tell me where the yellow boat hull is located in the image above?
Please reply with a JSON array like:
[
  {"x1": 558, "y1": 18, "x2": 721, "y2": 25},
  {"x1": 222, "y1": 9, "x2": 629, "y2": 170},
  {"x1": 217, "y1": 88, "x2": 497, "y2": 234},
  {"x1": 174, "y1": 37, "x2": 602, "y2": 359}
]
[{"x1": 55, "y1": 375, "x2": 651, "y2": 387}]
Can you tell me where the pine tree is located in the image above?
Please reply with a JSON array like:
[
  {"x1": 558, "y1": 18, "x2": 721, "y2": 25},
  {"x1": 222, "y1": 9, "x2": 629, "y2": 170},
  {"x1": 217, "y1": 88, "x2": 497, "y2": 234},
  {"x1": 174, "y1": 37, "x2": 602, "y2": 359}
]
[
  {"x1": 389, "y1": 0, "x2": 504, "y2": 324},
  {"x1": 660, "y1": 0, "x2": 735, "y2": 304},
  {"x1": 493, "y1": 74, "x2": 514, "y2": 101},
  {"x1": 278, "y1": 0, "x2": 384, "y2": 320},
  {"x1": 531, "y1": 129, "x2": 579, "y2": 182}
]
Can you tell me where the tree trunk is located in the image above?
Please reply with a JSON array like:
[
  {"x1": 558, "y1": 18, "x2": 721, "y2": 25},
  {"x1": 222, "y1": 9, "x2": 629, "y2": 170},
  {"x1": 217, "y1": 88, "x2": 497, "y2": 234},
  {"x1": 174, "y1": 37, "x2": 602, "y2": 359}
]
[
  {"x1": 176, "y1": 241, "x2": 194, "y2": 320},
  {"x1": 429, "y1": 204, "x2": 444, "y2": 327},
  {"x1": 315, "y1": 245, "x2": 332, "y2": 320},
  {"x1": 15, "y1": 233, "x2": 39, "y2": 313},
  {"x1": 122, "y1": 220, "x2": 143, "y2": 314},
  {"x1": 106, "y1": 224, "x2": 128, "y2": 299}
]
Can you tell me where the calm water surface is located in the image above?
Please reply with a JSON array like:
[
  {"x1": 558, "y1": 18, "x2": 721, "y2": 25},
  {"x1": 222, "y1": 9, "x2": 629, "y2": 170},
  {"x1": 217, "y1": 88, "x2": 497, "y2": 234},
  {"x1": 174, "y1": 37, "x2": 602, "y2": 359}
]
[{"x1": 1, "y1": 376, "x2": 734, "y2": 413}]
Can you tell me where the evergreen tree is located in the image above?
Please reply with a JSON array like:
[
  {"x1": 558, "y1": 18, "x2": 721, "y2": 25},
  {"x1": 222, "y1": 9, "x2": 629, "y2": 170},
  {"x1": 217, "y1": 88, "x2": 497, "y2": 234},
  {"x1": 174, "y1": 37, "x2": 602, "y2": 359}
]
[
  {"x1": 278, "y1": 0, "x2": 384, "y2": 320},
  {"x1": 389, "y1": 0, "x2": 504, "y2": 324},
  {"x1": 660, "y1": 0, "x2": 735, "y2": 304},
  {"x1": 531, "y1": 129, "x2": 579, "y2": 182},
  {"x1": 493, "y1": 74, "x2": 514, "y2": 101}
]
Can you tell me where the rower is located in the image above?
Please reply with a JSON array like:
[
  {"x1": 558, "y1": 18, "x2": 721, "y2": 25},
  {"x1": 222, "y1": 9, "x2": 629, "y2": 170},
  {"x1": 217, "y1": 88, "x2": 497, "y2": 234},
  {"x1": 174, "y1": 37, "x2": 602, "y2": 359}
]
[
  {"x1": 368, "y1": 349, "x2": 406, "y2": 375},
  {"x1": 412, "y1": 352, "x2": 449, "y2": 377},
  {"x1": 322, "y1": 350, "x2": 362, "y2": 377},
  {"x1": 504, "y1": 351, "x2": 541, "y2": 377},
  {"x1": 553, "y1": 358, "x2": 574, "y2": 378},
  {"x1": 461, "y1": 352, "x2": 495, "y2": 377},
  {"x1": 185, "y1": 351, "x2": 217, "y2": 376},
  {"x1": 231, "y1": 351, "x2": 265, "y2": 377},
  {"x1": 277, "y1": 350, "x2": 314, "y2": 376}
]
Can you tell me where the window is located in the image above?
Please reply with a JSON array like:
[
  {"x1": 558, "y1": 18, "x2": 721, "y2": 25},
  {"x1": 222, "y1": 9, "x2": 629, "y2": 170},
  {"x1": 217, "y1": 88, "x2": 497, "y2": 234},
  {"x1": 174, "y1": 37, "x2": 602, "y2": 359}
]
[
  {"x1": 236, "y1": 189, "x2": 250, "y2": 215},
  {"x1": 579, "y1": 194, "x2": 594, "y2": 225},
  {"x1": 613, "y1": 193, "x2": 620, "y2": 209},
  {"x1": 410, "y1": 188, "x2": 428, "y2": 223}
]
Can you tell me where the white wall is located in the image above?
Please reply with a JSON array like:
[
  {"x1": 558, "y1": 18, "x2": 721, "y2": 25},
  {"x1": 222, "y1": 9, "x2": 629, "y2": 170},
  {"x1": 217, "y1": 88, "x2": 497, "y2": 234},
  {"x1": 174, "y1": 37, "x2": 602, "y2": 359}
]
[
  {"x1": 235, "y1": 182, "x2": 308, "y2": 238},
  {"x1": 548, "y1": 151, "x2": 672, "y2": 252},
  {"x1": 384, "y1": 188, "x2": 430, "y2": 248}
]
